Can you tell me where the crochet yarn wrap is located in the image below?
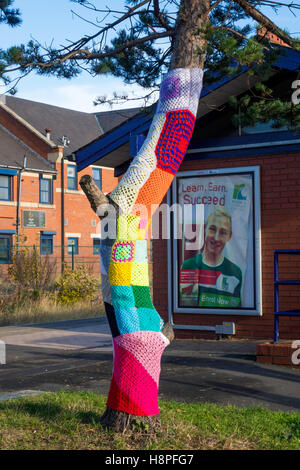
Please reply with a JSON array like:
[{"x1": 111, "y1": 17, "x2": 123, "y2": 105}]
[{"x1": 100, "y1": 68, "x2": 204, "y2": 416}]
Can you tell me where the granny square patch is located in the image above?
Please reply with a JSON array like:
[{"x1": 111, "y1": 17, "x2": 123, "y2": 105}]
[
  {"x1": 161, "y1": 74, "x2": 181, "y2": 100},
  {"x1": 111, "y1": 241, "x2": 135, "y2": 263}
]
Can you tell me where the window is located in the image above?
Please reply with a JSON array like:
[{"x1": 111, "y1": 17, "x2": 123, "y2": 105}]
[
  {"x1": 0, "y1": 236, "x2": 11, "y2": 264},
  {"x1": 93, "y1": 238, "x2": 101, "y2": 255},
  {"x1": 92, "y1": 168, "x2": 102, "y2": 191},
  {"x1": 40, "y1": 234, "x2": 53, "y2": 255},
  {"x1": 0, "y1": 175, "x2": 11, "y2": 201},
  {"x1": 67, "y1": 165, "x2": 77, "y2": 190},
  {"x1": 68, "y1": 237, "x2": 78, "y2": 255},
  {"x1": 40, "y1": 177, "x2": 51, "y2": 204}
]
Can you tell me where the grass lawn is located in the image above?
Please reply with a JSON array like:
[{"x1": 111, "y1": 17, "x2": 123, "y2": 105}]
[
  {"x1": 0, "y1": 391, "x2": 299, "y2": 450},
  {"x1": 0, "y1": 290, "x2": 106, "y2": 327}
]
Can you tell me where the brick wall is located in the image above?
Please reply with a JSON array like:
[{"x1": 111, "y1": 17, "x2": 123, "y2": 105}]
[
  {"x1": 0, "y1": 162, "x2": 118, "y2": 276},
  {"x1": 153, "y1": 151, "x2": 300, "y2": 340},
  {"x1": 0, "y1": 107, "x2": 54, "y2": 159}
]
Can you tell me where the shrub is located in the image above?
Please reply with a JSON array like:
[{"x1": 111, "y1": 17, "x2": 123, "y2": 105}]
[
  {"x1": 8, "y1": 245, "x2": 56, "y2": 295},
  {"x1": 55, "y1": 265, "x2": 99, "y2": 304}
]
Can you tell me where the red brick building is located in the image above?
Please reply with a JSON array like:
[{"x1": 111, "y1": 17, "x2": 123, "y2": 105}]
[
  {"x1": 0, "y1": 95, "x2": 124, "y2": 273},
  {"x1": 74, "y1": 46, "x2": 300, "y2": 341}
]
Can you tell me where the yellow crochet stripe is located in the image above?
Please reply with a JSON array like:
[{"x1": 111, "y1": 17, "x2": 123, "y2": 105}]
[
  {"x1": 117, "y1": 214, "x2": 151, "y2": 240},
  {"x1": 131, "y1": 262, "x2": 149, "y2": 286},
  {"x1": 108, "y1": 261, "x2": 132, "y2": 286}
]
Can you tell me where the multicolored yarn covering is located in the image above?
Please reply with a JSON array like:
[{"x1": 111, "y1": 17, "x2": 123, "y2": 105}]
[{"x1": 100, "y1": 68, "x2": 204, "y2": 416}]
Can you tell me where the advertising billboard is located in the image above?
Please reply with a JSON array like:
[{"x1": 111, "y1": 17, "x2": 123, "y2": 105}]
[{"x1": 171, "y1": 166, "x2": 261, "y2": 316}]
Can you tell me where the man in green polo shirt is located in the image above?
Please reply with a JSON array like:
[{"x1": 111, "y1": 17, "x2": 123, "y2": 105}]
[{"x1": 181, "y1": 206, "x2": 242, "y2": 308}]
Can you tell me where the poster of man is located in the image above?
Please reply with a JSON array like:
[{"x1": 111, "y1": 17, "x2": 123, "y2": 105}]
[{"x1": 178, "y1": 171, "x2": 254, "y2": 310}]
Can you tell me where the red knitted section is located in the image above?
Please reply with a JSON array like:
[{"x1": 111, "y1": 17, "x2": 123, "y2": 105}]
[
  {"x1": 107, "y1": 340, "x2": 159, "y2": 416},
  {"x1": 155, "y1": 109, "x2": 196, "y2": 174},
  {"x1": 107, "y1": 376, "x2": 149, "y2": 416}
]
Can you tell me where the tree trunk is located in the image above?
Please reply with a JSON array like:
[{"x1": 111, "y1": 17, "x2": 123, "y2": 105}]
[{"x1": 80, "y1": 0, "x2": 209, "y2": 432}]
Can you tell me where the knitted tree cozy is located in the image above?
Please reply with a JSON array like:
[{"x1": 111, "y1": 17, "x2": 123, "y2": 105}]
[{"x1": 98, "y1": 68, "x2": 204, "y2": 418}]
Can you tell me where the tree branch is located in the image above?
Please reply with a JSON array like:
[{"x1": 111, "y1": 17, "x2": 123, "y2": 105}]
[
  {"x1": 67, "y1": 0, "x2": 153, "y2": 52},
  {"x1": 235, "y1": 0, "x2": 297, "y2": 47},
  {"x1": 5, "y1": 31, "x2": 174, "y2": 74},
  {"x1": 153, "y1": 0, "x2": 173, "y2": 31}
]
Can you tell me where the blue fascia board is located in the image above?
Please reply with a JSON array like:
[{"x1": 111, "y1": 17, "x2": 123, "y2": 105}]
[
  {"x1": 0, "y1": 169, "x2": 18, "y2": 176},
  {"x1": 76, "y1": 111, "x2": 153, "y2": 168},
  {"x1": 77, "y1": 134, "x2": 131, "y2": 172},
  {"x1": 0, "y1": 230, "x2": 16, "y2": 234}
]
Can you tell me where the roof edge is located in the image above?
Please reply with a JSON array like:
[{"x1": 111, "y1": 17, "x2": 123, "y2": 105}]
[{"x1": 0, "y1": 102, "x2": 58, "y2": 149}]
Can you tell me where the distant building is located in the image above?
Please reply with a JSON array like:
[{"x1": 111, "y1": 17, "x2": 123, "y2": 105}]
[{"x1": 0, "y1": 96, "x2": 137, "y2": 272}]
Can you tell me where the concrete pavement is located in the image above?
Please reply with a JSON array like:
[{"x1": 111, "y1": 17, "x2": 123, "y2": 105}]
[{"x1": 0, "y1": 317, "x2": 299, "y2": 413}]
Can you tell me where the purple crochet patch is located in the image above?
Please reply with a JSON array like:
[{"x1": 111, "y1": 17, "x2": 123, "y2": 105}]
[{"x1": 160, "y1": 75, "x2": 181, "y2": 101}]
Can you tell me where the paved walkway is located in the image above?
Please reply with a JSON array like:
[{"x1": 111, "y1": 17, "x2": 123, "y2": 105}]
[{"x1": 0, "y1": 318, "x2": 299, "y2": 413}]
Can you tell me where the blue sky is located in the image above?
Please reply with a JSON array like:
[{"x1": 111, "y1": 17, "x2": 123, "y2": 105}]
[{"x1": 1, "y1": 0, "x2": 300, "y2": 113}]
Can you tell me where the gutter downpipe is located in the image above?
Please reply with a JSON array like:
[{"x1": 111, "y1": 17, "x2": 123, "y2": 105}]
[
  {"x1": 16, "y1": 155, "x2": 27, "y2": 251},
  {"x1": 61, "y1": 153, "x2": 65, "y2": 274}
]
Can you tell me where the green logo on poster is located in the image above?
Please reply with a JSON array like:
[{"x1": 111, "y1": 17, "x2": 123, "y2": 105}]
[
  {"x1": 222, "y1": 277, "x2": 229, "y2": 290},
  {"x1": 233, "y1": 184, "x2": 246, "y2": 200}
]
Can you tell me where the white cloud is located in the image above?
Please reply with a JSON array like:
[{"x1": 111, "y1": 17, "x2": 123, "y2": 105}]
[{"x1": 10, "y1": 77, "x2": 158, "y2": 113}]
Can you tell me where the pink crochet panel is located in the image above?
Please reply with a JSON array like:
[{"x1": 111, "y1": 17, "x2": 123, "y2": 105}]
[
  {"x1": 107, "y1": 332, "x2": 169, "y2": 415},
  {"x1": 101, "y1": 68, "x2": 204, "y2": 416}
]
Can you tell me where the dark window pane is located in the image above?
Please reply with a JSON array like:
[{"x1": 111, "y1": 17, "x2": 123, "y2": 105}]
[
  {"x1": 92, "y1": 168, "x2": 102, "y2": 190},
  {"x1": 40, "y1": 178, "x2": 51, "y2": 204},
  {"x1": 40, "y1": 235, "x2": 53, "y2": 255},
  {"x1": 68, "y1": 238, "x2": 78, "y2": 254},
  {"x1": 0, "y1": 237, "x2": 10, "y2": 263},
  {"x1": 0, "y1": 175, "x2": 10, "y2": 201},
  {"x1": 93, "y1": 238, "x2": 101, "y2": 254},
  {"x1": 67, "y1": 166, "x2": 77, "y2": 190}
]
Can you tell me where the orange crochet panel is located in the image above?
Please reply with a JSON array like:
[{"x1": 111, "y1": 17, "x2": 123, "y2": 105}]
[{"x1": 134, "y1": 168, "x2": 174, "y2": 217}]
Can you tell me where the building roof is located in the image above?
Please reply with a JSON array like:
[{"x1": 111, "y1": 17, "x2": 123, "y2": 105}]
[
  {"x1": 94, "y1": 107, "x2": 143, "y2": 133},
  {"x1": 2, "y1": 95, "x2": 103, "y2": 156},
  {"x1": 0, "y1": 125, "x2": 54, "y2": 171}
]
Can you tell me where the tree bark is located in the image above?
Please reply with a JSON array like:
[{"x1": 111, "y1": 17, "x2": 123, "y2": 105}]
[{"x1": 170, "y1": 0, "x2": 210, "y2": 70}]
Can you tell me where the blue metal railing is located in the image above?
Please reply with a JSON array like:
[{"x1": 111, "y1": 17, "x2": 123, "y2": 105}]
[{"x1": 274, "y1": 249, "x2": 300, "y2": 342}]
